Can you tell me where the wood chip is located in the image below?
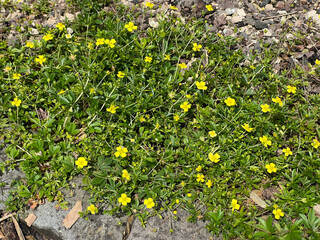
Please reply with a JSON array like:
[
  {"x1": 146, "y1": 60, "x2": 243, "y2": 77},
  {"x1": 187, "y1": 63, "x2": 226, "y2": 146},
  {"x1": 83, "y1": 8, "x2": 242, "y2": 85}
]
[
  {"x1": 24, "y1": 214, "x2": 37, "y2": 227},
  {"x1": 313, "y1": 204, "x2": 320, "y2": 218},
  {"x1": 250, "y1": 190, "x2": 267, "y2": 208},
  {"x1": 63, "y1": 201, "x2": 82, "y2": 229}
]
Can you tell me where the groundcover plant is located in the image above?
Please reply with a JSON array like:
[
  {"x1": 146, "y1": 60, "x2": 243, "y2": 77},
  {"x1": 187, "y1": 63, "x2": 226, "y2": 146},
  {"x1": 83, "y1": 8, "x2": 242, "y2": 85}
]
[{"x1": 1, "y1": 0, "x2": 320, "y2": 239}]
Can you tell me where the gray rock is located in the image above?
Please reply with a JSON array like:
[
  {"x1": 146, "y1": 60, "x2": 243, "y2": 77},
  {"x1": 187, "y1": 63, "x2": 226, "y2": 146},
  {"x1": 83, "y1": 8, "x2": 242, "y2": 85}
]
[
  {"x1": 127, "y1": 209, "x2": 219, "y2": 240},
  {"x1": 7, "y1": 33, "x2": 18, "y2": 46},
  {"x1": 259, "y1": 0, "x2": 271, "y2": 7},
  {"x1": 244, "y1": 16, "x2": 255, "y2": 26},
  {"x1": 214, "y1": 13, "x2": 227, "y2": 27},
  {"x1": 275, "y1": 1, "x2": 285, "y2": 9},
  {"x1": 28, "y1": 201, "x2": 126, "y2": 240},
  {"x1": 265, "y1": 4, "x2": 274, "y2": 11},
  {"x1": 29, "y1": 28, "x2": 39, "y2": 35},
  {"x1": 223, "y1": 28, "x2": 234, "y2": 36},
  {"x1": 63, "y1": 13, "x2": 75, "y2": 22},
  {"x1": 25, "y1": 176, "x2": 127, "y2": 240},
  {"x1": 0, "y1": 168, "x2": 24, "y2": 210},
  {"x1": 225, "y1": 8, "x2": 236, "y2": 15},
  {"x1": 44, "y1": 17, "x2": 56, "y2": 27},
  {"x1": 254, "y1": 20, "x2": 268, "y2": 30},
  {"x1": 230, "y1": 15, "x2": 244, "y2": 23}
]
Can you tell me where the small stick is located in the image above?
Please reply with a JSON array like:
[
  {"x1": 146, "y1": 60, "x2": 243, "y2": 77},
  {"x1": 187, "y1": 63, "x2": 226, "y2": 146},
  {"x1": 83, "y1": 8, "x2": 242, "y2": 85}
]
[
  {"x1": 0, "y1": 213, "x2": 15, "y2": 222},
  {"x1": 261, "y1": 11, "x2": 302, "y2": 20}
]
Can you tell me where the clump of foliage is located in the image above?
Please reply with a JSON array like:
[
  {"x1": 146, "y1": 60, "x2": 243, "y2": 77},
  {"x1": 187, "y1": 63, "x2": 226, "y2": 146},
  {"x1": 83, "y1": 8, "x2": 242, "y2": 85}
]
[{"x1": 1, "y1": 1, "x2": 320, "y2": 239}]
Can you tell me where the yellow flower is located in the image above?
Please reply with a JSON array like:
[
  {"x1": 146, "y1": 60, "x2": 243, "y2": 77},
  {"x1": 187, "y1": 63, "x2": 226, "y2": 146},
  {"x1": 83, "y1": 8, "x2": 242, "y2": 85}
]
[
  {"x1": 56, "y1": 22, "x2": 65, "y2": 31},
  {"x1": 144, "y1": 198, "x2": 155, "y2": 209},
  {"x1": 145, "y1": 2, "x2": 154, "y2": 8},
  {"x1": 316, "y1": 59, "x2": 320, "y2": 65},
  {"x1": 242, "y1": 123, "x2": 253, "y2": 132},
  {"x1": 107, "y1": 104, "x2": 119, "y2": 114},
  {"x1": 196, "y1": 173, "x2": 205, "y2": 182},
  {"x1": 13, "y1": 73, "x2": 21, "y2": 80},
  {"x1": 206, "y1": 4, "x2": 214, "y2": 11},
  {"x1": 115, "y1": 146, "x2": 128, "y2": 158},
  {"x1": 164, "y1": 54, "x2": 170, "y2": 60},
  {"x1": 105, "y1": 39, "x2": 116, "y2": 48},
  {"x1": 122, "y1": 169, "x2": 131, "y2": 181},
  {"x1": 192, "y1": 43, "x2": 202, "y2": 51},
  {"x1": 273, "y1": 208, "x2": 284, "y2": 219},
  {"x1": 259, "y1": 135, "x2": 271, "y2": 147},
  {"x1": 117, "y1": 71, "x2": 125, "y2": 78},
  {"x1": 208, "y1": 153, "x2": 220, "y2": 163},
  {"x1": 11, "y1": 97, "x2": 22, "y2": 107},
  {"x1": 196, "y1": 165, "x2": 202, "y2": 172},
  {"x1": 180, "y1": 101, "x2": 191, "y2": 112},
  {"x1": 173, "y1": 210, "x2": 177, "y2": 214},
  {"x1": 125, "y1": 22, "x2": 137, "y2": 32},
  {"x1": 181, "y1": 181, "x2": 186, "y2": 187},
  {"x1": 187, "y1": 193, "x2": 192, "y2": 197},
  {"x1": 224, "y1": 97, "x2": 236, "y2": 106},
  {"x1": 88, "y1": 42, "x2": 94, "y2": 49},
  {"x1": 178, "y1": 63, "x2": 187, "y2": 69},
  {"x1": 261, "y1": 104, "x2": 271, "y2": 113},
  {"x1": 75, "y1": 157, "x2": 88, "y2": 169},
  {"x1": 174, "y1": 115, "x2": 180, "y2": 121},
  {"x1": 283, "y1": 147, "x2": 292, "y2": 156},
  {"x1": 25, "y1": 41, "x2": 35, "y2": 48},
  {"x1": 58, "y1": 89, "x2": 66, "y2": 95},
  {"x1": 287, "y1": 85, "x2": 296, "y2": 94},
  {"x1": 43, "y1": 33, "x2": 54, "y2": 41},
  {"x1": 4, "y1": 66, "x2": 12, "y2": 72},
  {"x1": 145, "y1": 56, "x2": 152, "y2": 63},
  {"x1": 90, "y1": 88, "x2": 95, "y2": 94},
  {"x1": 195, "y1": 81, "x2": 207, "y2": 90},
  {"x1": 118, "y1": 193, "x2": 131, "y2": 206},
  {"x1": 87, "y1": 204, "x2": 98, "y2": 214},
  {"x1": 139, "y1": 116, "x2": 146, "y2": 122},
  {"x1": 265, "y1": 163, "x2": 277, "y2": 173},
  {"x1": 312, "y1": 139, "x2": 320, "y2": 149},
  {"x1": 175, "y1": 199, "x2": 179, "y2": 204},
  {"x1": 35, "y1": 55, "x2": 47, "y2": 65},
  {"x1": 272, "y1": 97, "x2": 283, "y2": 106},
  {"x1": 96, "y1": 38, "x2": 105, "y2": 46},
  {"x1": 206, "y1": 180, "x2": 212, "y2": 188},
  {"x1": 186, "y1": 94, "x2": 191, "y2": 99},
  {"x1": 209, "y1": 130, "x2": 217, "y2": 137},
  {"x1": 231, "y1": 199, "x2": 240, "y2": 212},
  {"x1": 170, "y1": 5, "x2": 178, "y2": 10}
]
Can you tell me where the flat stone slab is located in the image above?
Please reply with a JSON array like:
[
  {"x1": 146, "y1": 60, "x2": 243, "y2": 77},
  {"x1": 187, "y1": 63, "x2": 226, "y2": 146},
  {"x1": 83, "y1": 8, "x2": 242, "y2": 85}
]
[
  {"x1": 26, "y1": 201, "x2": 127, "y2": 240},
  {"x1": 127, "y1": 209, "x2": 220, "y2": 240}
]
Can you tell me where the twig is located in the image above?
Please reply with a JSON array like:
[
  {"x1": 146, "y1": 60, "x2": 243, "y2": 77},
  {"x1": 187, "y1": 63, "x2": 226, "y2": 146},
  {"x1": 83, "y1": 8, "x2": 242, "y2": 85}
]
[
  {"x1": 0, "y1": 213, "x2": 15, "y2": 222},
  {"x1": 261, "y1": 11, "x2": 302, "y2": 21},
  {"x1": 11, "y1": 216, "x2": 25, "y2": 240},
  {"x1": 15, "y1": 145, "x2": 32, "y2": 157}
]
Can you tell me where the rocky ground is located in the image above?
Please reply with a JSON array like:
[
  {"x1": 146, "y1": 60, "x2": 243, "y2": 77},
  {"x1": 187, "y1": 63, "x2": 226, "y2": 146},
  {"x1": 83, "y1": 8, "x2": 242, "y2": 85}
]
[{"x1": 1, "y1": 0, "x2": 320, "y2": 239}]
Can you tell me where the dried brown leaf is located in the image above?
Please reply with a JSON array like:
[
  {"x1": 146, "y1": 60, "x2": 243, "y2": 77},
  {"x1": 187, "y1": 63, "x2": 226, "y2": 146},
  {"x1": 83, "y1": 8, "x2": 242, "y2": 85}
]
[
  {"x1": 36, "y1": 108, "x2": 49, "y2": 120},
  {"x1": 250, "y1": 190, "x2": 267, "y2": 208},
  {"x1": 123, "y1": 215, "x2": 135, "y2": 240}
]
